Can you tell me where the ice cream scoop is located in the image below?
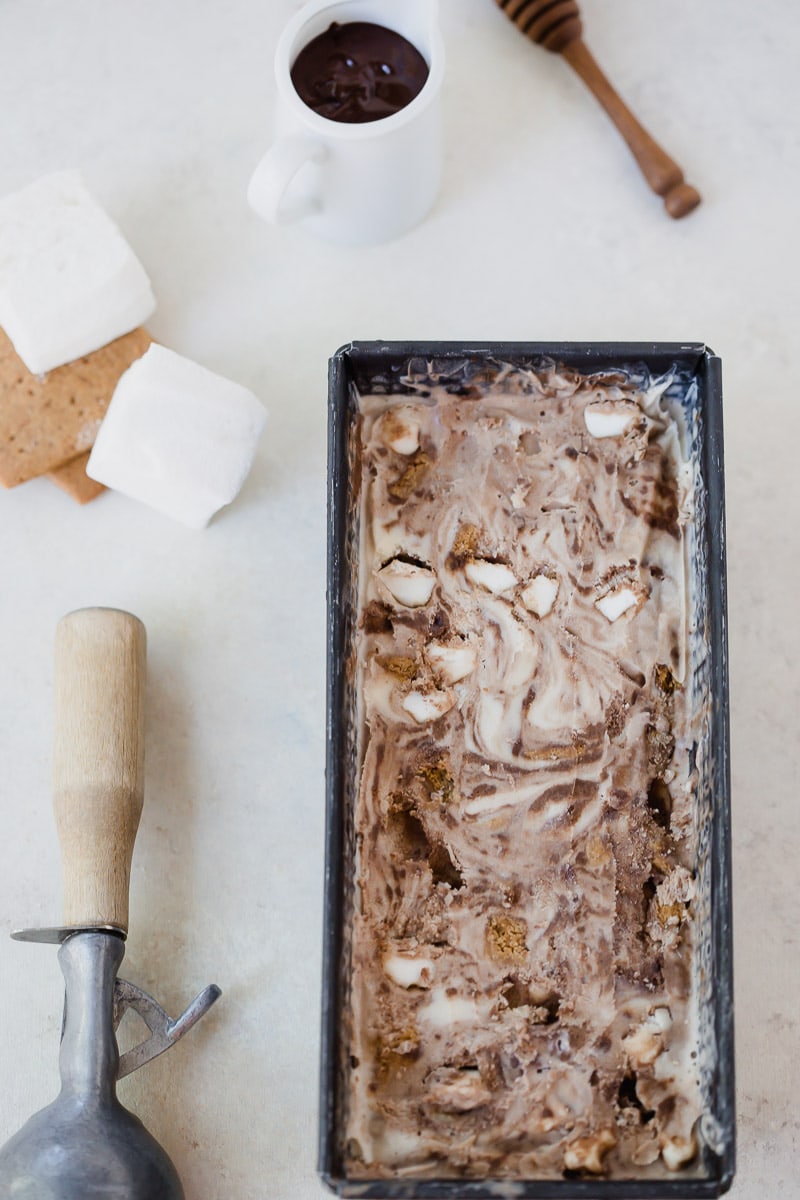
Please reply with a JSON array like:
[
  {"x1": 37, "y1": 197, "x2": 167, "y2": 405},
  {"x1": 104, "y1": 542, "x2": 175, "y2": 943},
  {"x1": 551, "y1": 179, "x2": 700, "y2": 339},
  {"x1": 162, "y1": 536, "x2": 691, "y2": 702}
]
[
  {"x1": 495, "y1": 0, "x2": 701, "y2": 217},
  {"x1": 0, "y1": 608, "x2": 220, "y2": 1199}
]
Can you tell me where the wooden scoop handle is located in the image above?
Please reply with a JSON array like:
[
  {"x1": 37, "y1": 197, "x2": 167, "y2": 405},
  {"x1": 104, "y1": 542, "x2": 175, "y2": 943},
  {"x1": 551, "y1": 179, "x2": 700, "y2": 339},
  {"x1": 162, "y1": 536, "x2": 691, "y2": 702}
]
[
  {"x1": 562, "y1": 38, "x2": 700, "y2": 218},
  {"x1": 53, "y1": 608, "x2": 146, "y2": 934}
]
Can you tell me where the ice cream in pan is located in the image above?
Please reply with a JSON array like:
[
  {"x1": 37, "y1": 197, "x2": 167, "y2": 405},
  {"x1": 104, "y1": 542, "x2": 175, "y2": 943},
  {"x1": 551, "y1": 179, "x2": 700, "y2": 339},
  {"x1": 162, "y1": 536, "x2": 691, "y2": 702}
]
[{"x1": 342, "y1": 361, "x2": 704, "y2": 1180}]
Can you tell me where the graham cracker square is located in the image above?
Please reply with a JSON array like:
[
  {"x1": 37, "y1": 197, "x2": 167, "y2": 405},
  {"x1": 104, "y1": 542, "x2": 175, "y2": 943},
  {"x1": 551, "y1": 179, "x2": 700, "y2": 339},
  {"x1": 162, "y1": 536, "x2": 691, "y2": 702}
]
[{"x1": 0, "y1": 325, "x2": 152, "y2": 488}]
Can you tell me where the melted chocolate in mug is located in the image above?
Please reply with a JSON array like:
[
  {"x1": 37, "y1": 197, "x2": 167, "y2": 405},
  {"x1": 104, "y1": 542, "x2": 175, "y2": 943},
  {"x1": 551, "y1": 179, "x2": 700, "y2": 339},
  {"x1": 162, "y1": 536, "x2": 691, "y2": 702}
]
[{"x1": 290, "y1": 22, "x2": 429, "y2": 123}]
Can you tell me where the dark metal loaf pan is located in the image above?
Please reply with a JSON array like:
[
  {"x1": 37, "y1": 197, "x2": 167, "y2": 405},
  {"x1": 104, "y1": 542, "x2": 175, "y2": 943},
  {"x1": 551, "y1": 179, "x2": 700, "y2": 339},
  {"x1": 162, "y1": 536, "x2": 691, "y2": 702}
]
[{"x1": 321, "y1": 342, "x2": 734, "y2": 1199}]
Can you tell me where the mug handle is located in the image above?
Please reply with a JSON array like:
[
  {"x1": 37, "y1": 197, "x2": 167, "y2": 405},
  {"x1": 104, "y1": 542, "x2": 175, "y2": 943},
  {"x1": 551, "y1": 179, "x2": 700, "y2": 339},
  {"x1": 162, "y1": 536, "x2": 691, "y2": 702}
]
[{"x1": 247, "y1": 136, "x2": 328, "y2": 225}]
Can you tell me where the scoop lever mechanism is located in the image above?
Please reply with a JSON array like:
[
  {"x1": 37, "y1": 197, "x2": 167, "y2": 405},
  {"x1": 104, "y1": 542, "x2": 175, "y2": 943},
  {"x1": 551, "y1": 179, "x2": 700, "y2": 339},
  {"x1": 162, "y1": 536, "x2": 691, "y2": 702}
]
[
  {"x1": 114, "y1": 975, "x2": 222, "y2": 1079},
  {"x1": 13, "y1": 921, "x2": 222, "y2": 1079}
]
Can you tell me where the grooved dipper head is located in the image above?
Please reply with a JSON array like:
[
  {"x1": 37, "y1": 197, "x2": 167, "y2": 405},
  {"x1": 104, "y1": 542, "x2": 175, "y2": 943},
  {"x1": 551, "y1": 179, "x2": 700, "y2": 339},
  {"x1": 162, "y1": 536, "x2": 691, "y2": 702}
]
[{"x1": 497, "y1": 0, "x2": 583, "y2": 52}]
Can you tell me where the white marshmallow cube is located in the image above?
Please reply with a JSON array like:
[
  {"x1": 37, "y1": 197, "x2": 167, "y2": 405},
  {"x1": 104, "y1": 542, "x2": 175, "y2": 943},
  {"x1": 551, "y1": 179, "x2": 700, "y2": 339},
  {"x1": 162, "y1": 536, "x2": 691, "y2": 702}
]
[
  {"x1": 377, "y1": 559, "x2": 435, "y2": 608},
  {"x1": 584, "y1": 401, "x2": 639, "y2": 439},
  {"x1": 596, "y1": 586, "x2": 641, "y2": 622},
  {"x1": 521, "y1": 573, "x2": 559, "y2": 618},
  {"x1": 86, "y1": 345, "x2": 267, "y2": 528},
  {"x1": 383, "y1": 953, "x2": 435, "y2": 989},
  {"x1": 464, "y1": 560, "x2": 518, "y2": 595},
  {"x1": 0, "y1": 171, "x2": 156, "y2": 375},
  {"x1": 425, "y1": 641, "x2": 477, "y2": 684},
  {"x1": 402, "y1": 689, "x2": 455, "y2": 724}
]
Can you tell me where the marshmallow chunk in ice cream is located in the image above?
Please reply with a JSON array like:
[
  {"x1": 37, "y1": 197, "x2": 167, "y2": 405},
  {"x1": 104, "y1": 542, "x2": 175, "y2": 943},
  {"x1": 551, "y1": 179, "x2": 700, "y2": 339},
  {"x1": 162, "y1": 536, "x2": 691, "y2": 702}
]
[
  {"x1": 383, "y1": 953, "x2": 435, "y2": 988},
  {"x1": 377, "y1": 407, "x2": 421, "y2": 456},
  {"x1": 425, "y1": 641, "x2": 477, "y2": 683},
  {"x1": 521, "y1": 572, "x2": 559, "y2": 617},
  {"x1": 402, "y1": 688, "x2": 455, "y2": 723},
  {"x1": 0, "y1": 171, "x2": 155, "y2": 375},
  {"x1": 584, "y1": 399, "x2": 640, "y2": 438},
  {"x1": 86, "y1": 344, "x2": 266, "y2": 528},
  {"x1": 464, "y1": 560, "x2": 517, "y2": 594},
  {"x1": 377, "y1": 559, "x2": 435, "y2": 607},
  {"x1": 596, "y1": 584, "x2": 643, "y2": 622}
]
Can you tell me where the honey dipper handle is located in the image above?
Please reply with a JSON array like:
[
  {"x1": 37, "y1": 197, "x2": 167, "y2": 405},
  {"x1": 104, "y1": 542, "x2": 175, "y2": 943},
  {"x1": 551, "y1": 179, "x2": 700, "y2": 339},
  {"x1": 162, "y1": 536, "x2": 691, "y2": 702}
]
[
  {"x1": 53, "y1": 608, "x2": 146, "y2": 934},
  {"x1": 562, "y1": 38, "x2": 700, "y2": 218}
]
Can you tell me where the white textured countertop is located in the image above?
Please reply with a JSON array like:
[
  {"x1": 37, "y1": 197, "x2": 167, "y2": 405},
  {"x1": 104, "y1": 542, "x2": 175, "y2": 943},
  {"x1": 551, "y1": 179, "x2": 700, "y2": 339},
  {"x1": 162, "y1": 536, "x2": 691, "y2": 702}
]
[{"x1": 0, "y1": 1, "x2": 797, "y2": 1196}]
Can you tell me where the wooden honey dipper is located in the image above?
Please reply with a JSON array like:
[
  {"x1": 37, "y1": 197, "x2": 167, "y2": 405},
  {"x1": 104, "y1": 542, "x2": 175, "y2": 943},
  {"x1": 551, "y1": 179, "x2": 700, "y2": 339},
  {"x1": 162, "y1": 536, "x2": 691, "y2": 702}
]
[{"x1": 496, "y1": 0, "x2": 701, "y2": 218}]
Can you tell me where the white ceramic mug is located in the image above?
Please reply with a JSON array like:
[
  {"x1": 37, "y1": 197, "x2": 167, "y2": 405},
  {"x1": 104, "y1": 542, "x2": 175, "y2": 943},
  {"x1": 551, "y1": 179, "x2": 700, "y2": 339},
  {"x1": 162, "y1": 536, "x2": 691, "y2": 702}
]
[{"x1": 247, "y1": 0, "x2": 444, "y2": 245}]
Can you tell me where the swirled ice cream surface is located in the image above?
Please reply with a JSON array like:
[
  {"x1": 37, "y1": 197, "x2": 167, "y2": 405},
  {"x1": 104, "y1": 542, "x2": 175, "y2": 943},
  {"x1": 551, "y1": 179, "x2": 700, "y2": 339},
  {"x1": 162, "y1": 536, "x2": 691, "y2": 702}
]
[{"x1": 343, "y1": 362, "x2": 702, "y2": 1181}]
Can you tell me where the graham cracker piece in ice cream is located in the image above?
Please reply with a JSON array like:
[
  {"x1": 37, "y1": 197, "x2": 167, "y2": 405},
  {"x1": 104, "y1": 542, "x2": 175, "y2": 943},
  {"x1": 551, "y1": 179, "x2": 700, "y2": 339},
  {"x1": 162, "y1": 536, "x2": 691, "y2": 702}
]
[{"x1": 0, "y1": 325, "x2": 152, "y2": 488}]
